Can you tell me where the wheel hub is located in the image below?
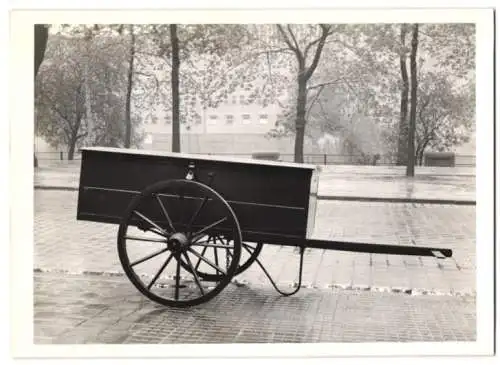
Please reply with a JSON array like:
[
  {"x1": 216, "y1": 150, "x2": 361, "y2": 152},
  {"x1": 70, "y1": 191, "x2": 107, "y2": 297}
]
[{"x1": 168, "y1": 232, "x2": 190, "y2": 251}]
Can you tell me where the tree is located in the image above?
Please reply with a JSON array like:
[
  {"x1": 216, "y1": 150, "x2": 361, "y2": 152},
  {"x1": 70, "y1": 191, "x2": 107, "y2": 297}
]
[
  {"x1": 136, "y1": 24, "x2": 258, "y2": 150},
  {"x1": 274, "y1": 24, "x2": 334, "y2": 163},
  {"x1": 414, "y1": 71, "x2": 474, "y2": 165},
  {"x1": 34, "y1": 24, "x2": 49, "y2": 168},
  {"x1": 170, "y1": 24, "x2": 180, "y2": 152},
  {"x1": 123, "y1": 24, "x2": 136, "y2": 148},
  {"x1": 57, "y1": 24, "x2": 149, "y2": 149},
  {"x1": 35, "y1": 32, "x2": 143, "y2": 159},
  {"x1": 397, "y1": 24, "x2": 410, "y2": 165},
  {"x1": 35, "y1": 42, "x2": 87, "y2": 160},
  {"x1": 34, "y1": 25, "x2": 49, "y2": 76},
  {"x1": 264, "y1": 24, "x2": 406, "y2": 163},
  {"x1": 406, "y1": 23, "x2": 419, "y2": 177}
]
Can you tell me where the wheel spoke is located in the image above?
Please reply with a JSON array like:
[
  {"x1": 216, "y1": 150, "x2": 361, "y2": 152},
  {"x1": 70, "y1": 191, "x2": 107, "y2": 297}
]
[
  {"x1": 242, "y1": 243, "x2": 256, "y2": 252},
  {"x1": 178, "y1": 189, "x2": 185, "y2": 226},
  {"x1": 194, "y1": 246, "x2": 208, "y2": 271},
  {"x1": 187, "y1": 196, "x2": 209, "y2": 233},
  {"x1": 188, "y1": 247, "x2": 227, "y2": 275},
  {"x1": 182, "y1": 252, "x2": 205, "y2": 296},
  {"x1": 148, "y1": 227, "x2": 169, "y2": 237},
  {"x1": 216, "y1": 235, "x2": 233, "y2": 259},
  {"x1": 190, "y1": 242, "x2": 235, "y2": 249},
  {"x1": 133, "y1": 210, "x2": 168, "y2": 237},
  {"x1": 125, "y1": 235, "x2": 166, "y2": 243},
  {"x1": 242, "y1": 244, "x2": 255, "y2": 255},
  {"x1": 213, "y1": 236, "x2": 219, "y2": 271},
  {"x1": 155, "y1": 194, "x2": 175, "y2": 233},
  {"x1": 148, "y1": 253, "x2": 174, "y2": 290},
  {"x1": 191, "y1": 217, "x2": 228, "y2": 242},
  {"x1": 175, "y1": 255, "x2": 181, "y2": 300},
  {"x1": 131, "y1": 247, "x2": 170, "y2": 267}
]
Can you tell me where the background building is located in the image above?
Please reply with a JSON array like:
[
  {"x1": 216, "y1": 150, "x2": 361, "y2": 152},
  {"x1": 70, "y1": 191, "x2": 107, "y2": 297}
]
[{"x1": 141, "y1": 89, "x2": 343, "y2": 161}]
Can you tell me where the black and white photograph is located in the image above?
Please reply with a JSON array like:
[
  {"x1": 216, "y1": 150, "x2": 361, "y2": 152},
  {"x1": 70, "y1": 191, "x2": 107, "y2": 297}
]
[{"x1": 7, "y1": 5, "x2": 495, "y2": 360}]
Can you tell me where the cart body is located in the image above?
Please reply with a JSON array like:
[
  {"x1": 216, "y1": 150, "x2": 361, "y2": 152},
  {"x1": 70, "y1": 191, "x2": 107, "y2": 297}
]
[{"x1": 77, "y1": 147, "x2": 320, "y2": 246}]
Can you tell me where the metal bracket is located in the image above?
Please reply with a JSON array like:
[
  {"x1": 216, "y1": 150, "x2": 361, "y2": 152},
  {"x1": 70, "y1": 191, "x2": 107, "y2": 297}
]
[
  {"x1": 245, "y1": 245, "x2": 305, "y2": 297},
  {"x1": 185, "y1": 162, "x2": 196, "y2": 181}
]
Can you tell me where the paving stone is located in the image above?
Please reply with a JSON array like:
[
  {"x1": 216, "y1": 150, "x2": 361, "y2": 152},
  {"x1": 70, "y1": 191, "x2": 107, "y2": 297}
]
[
  {"x1": 34, "y1": 190, "x2": 476, "y2": 295},
  {"x1": 32, "y1": 166, "x2": 477, "y2": 345},
  {"x1": 33, "y1": 272, "x2": 476, "y2": 344}
]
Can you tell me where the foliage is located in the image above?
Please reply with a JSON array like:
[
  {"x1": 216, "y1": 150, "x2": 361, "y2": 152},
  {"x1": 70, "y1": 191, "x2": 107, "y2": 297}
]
[
  {"x1": 35, "y1": 30, "x2": 144, "y2": 159},
  {"x1": 36, "y1": 23, "x2": 475, "y2": 163},
  {"x1": 252, "y1": 24, "x2": 337, "y2": 162},
  {"x1": 414, "y1": 71, "x2": 474, "y2": 164},
  {"x1": 264, "y1": 23, "x2": 475, "y2": 165},
  {"x1": 132, "y1": 24, "x2": 261, "y2": 131}
]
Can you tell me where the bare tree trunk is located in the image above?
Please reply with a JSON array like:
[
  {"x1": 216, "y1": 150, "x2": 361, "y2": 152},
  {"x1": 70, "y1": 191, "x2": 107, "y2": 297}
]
[
  {"x1": 294, "y1": 74, "x2": 307, "y2": 163},
  {"x1": 67, "y1": 128, "x2": 79, "y2": 160},
  {"x1": 124, "y1": 24, "x2": 135, "y2": 148},
  {"x1": 276, "y1": 24, "x2": 331, "y2": 163},
  {"x1": 34, "y1": 24, "x2": 49, "y2": 168},
  {"x1": 418, "y1": 150, "x2": 424, "y2": 166},
  {"x1": 170, "y1": 24, "x2": 181, "y2": 153},
  {"x1": 397, "y1": 24, "x2": 409, "y2": 165},
  {"x1": 34, "y1": 25, "x2": 48, "y2": 76},
  {"x1": 83, "y1": 28, "x2": 94, "y2": 146},
  {"x1": 418, "y1": 139, "x2": 430, "y2": 166},
  {"x1": 406, "y1": 24, "x2": 419, "y2": 177},
  {"x1": 415, "y1": 143, "x2": 422, "y2": 166},
  {"x1": 68, "y1": 142, "x2": 76, "y2": 161}
]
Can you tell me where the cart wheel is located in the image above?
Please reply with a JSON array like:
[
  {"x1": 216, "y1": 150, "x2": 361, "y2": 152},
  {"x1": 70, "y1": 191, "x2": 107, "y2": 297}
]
[
  {"x1": 117, "y1": 179, "x2": 242, "y2": 307},
  {"x1": 236, "y1": 241, "x2": 263, "y2": 275},
  {"x1": 180, "y1": 240, "x2": 263, "y2": 281}
]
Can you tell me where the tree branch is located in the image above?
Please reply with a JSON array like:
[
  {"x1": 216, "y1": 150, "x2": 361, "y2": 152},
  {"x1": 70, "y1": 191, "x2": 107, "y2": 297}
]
[
  {"x1": 306, "y1": 85, "x2": 325, "y2": 119},
  {"x1": 257, "y1": 48, "x2": 294, "y2": 55},
  {"x1": 307, "y1": 78, "x2": 344, "y2": 91},
  {"x1": 276, "y1": 24, "x2": 299, "y2": 56},
  {"x1": 76, "y1": 131, "x2": 88, "y2": 139},
  {"x1": 304, "y1": 25, "x2": 331, "y2": 81},
  {"x1": 286, "y1": 25, "x2": 301, "y2": 52},
  {"x1": 134, "y1": 71, "x2": 160, "y2": 92},
  {"x1": 304, "y1": 25, "x2": 334, "y2": 60}
]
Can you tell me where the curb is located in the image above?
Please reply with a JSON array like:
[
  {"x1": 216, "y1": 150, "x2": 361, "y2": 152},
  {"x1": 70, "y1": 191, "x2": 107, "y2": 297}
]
[
  {"x1": 34, "y1": 268, "x2": 476, "y2": 298},
  {"x1": 34, "y1": 185, "x2": 476, "y2": 206},
  {"x1": 34, "y1": 185, "x2": 79, "y2": 192},
  {"x1": 317, "y1": 195, "x2": 476, "y2": 206}
]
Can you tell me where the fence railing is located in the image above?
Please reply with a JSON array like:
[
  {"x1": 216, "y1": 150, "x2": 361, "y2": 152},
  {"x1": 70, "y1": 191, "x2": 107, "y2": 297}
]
[{"x1": 35, "y1": 150, "x2": 476, "y2": 167}]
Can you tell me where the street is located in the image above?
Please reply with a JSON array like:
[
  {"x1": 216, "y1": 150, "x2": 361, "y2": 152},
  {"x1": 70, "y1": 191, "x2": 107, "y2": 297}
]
[{"x1": 33, "y1": 189, "x2": 476, "y2": 344}]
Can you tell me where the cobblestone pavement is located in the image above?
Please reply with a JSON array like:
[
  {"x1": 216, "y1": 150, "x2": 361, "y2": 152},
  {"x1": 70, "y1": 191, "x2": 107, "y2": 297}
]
[
  {"x1": 34, "y1": 163, "x2": 476, "y2": 202},
  {"x1": 34, "y1": 272, "x2": 476, "y2": 344},
  {"x1": 34, "y1": 190, "x2": 476, "y2": 295}
]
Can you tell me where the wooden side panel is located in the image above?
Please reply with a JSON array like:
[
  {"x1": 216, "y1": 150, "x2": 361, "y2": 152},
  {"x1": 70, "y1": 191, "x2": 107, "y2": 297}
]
[
  {"x1": 306, "y1": 166, "x2": 321, "y2": 239},
  {"x1": 77, "y1": 148, "x2": 315, "y2": 243}
]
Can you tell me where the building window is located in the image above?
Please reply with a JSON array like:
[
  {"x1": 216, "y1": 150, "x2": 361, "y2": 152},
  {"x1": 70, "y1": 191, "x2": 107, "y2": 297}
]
[
  {"x1": 194, "y1": 115, "x2": 202, "y2": 125},
  {"x1": 259, "y1": 114, "x2": 268, "y2": 124},
  {"x1": 208, "y1": 115, "x2": 218, "y2": 125},
  {"x1": 151, "y1": 116, "x2": 157, "y2": 124},
  {"x1": 165, "y1": 116, "x2": 171, "y2": 124},
  {"x1": 232, "y1": 95, "x2": 237, "y2": 104},
  {"x1": 225, "y1": 115, "x2": 234, "y2": 124},
  {"x1": 239, "y1": 95, "x2": 246, "y2": 105},
  {"x1": 242, "y1": 114, "x2": 251, "y2": 124}
]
